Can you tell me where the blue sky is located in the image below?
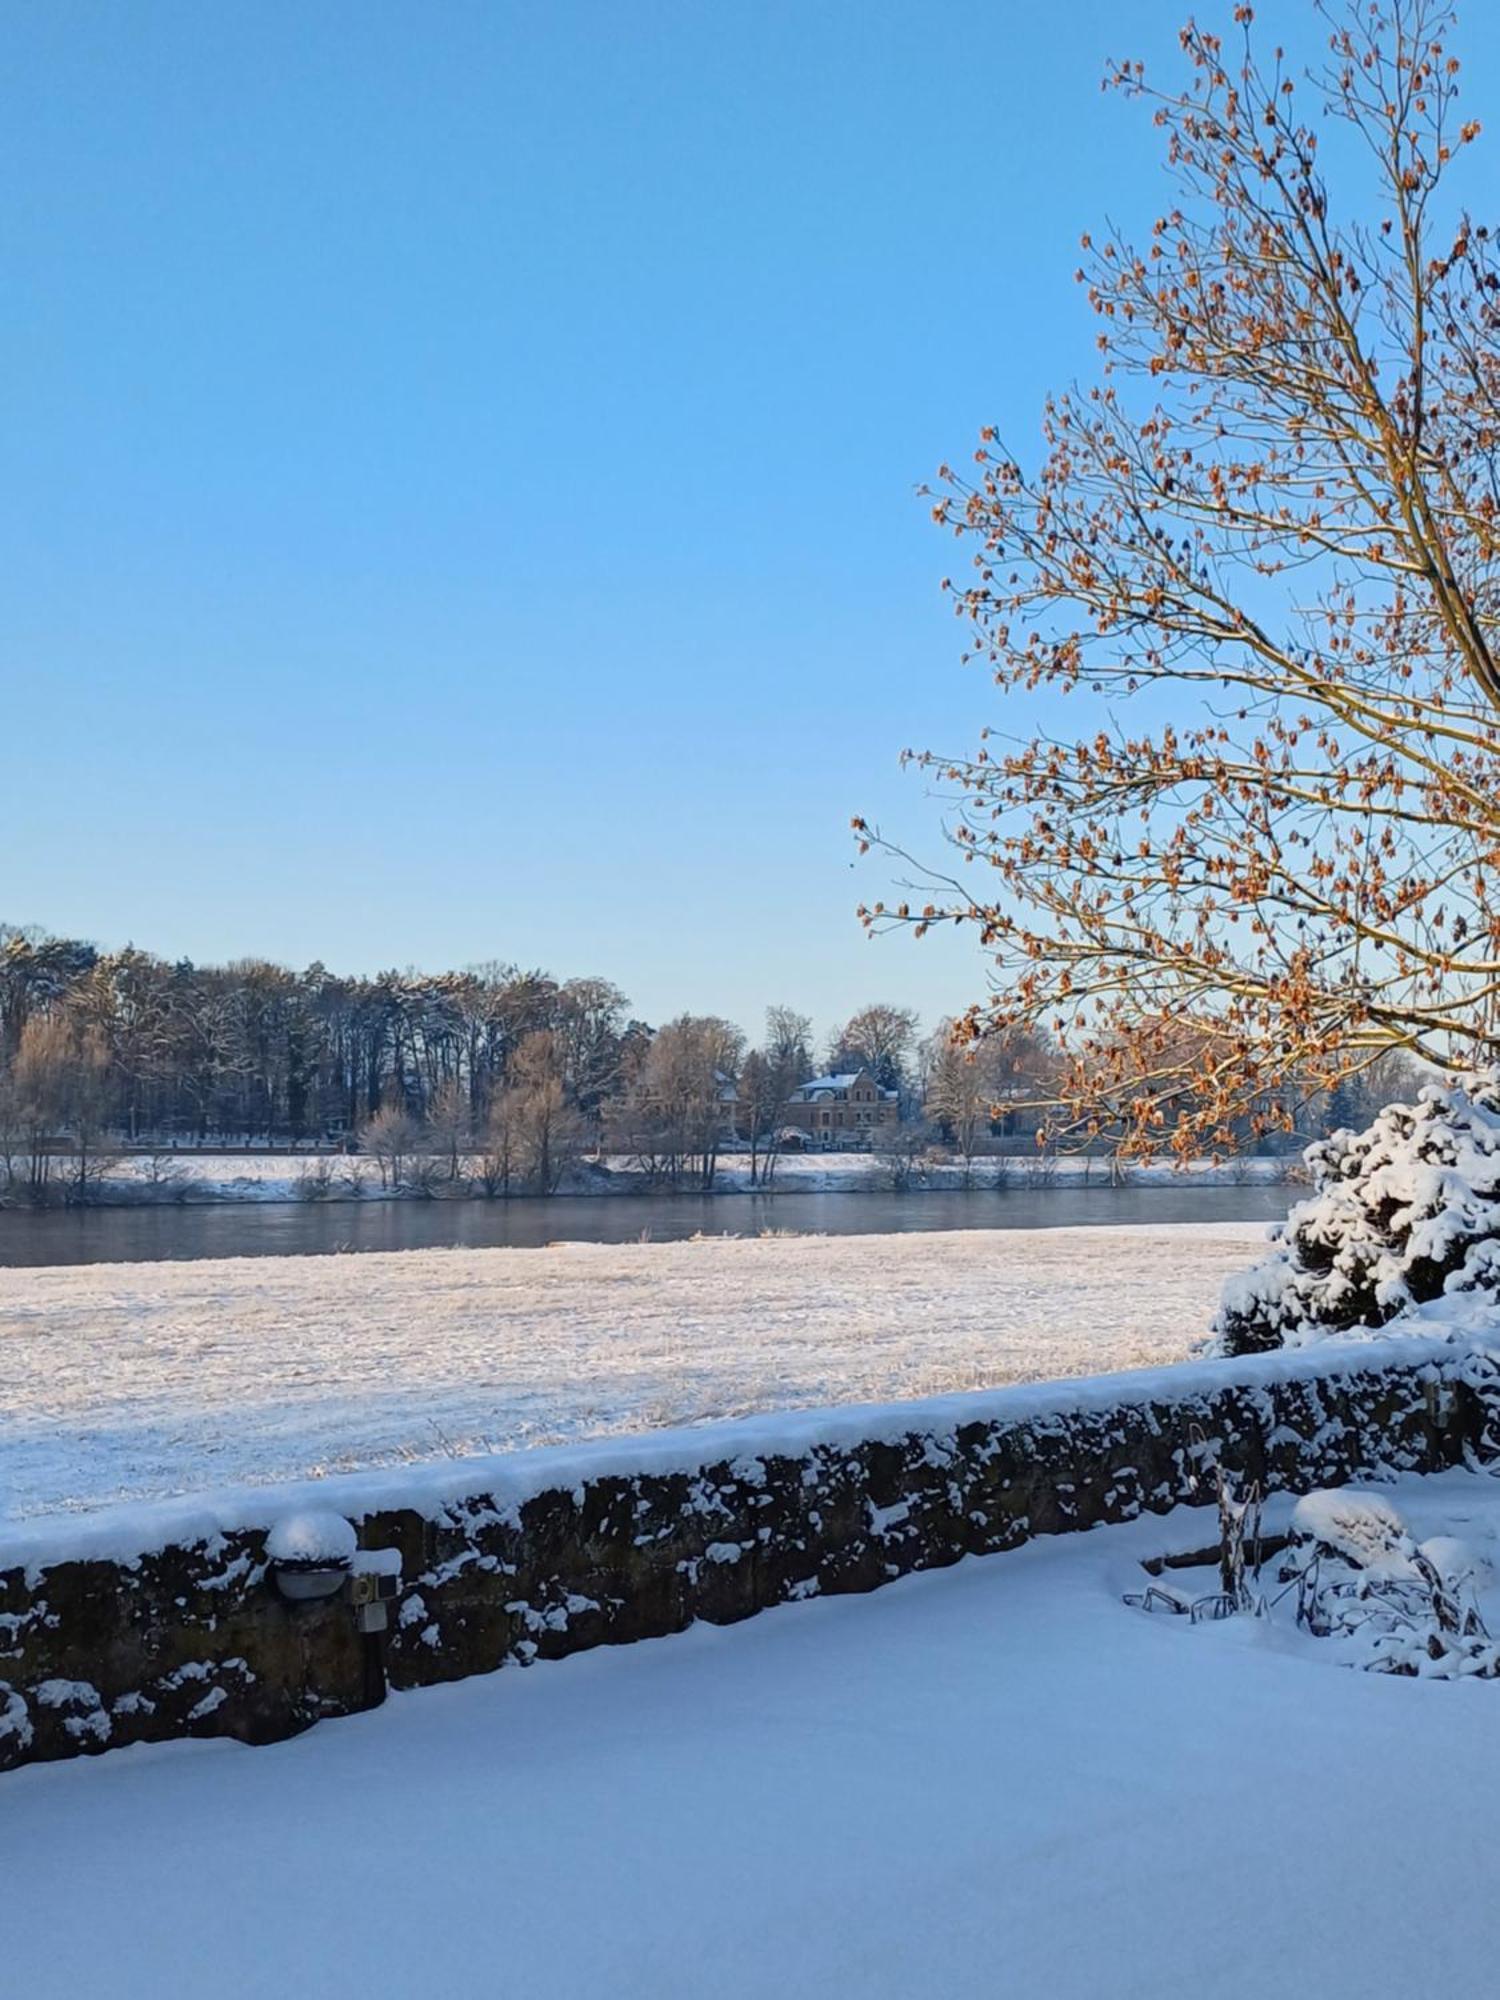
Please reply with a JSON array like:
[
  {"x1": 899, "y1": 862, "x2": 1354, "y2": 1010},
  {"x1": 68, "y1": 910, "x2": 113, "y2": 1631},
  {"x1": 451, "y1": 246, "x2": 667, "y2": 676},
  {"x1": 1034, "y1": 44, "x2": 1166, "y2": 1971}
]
[{"x1": 8, "y1": 2, "x2": 1499, "y2": 1039}]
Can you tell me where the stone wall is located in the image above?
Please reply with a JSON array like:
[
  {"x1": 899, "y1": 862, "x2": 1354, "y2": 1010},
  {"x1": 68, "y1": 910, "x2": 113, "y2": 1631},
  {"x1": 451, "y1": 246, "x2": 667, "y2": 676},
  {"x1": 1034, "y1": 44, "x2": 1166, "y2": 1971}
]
[{"x1": 4, "y1": 1338, "x2": 1496, "y2": 1773}]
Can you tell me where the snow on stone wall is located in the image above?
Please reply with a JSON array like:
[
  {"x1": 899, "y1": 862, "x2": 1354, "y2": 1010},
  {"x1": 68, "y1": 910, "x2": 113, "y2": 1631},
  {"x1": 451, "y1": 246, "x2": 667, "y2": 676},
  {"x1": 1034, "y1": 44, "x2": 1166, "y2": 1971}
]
[{"x1": 3, "y1": 1340, "x2": 1496, "y2": 1773}]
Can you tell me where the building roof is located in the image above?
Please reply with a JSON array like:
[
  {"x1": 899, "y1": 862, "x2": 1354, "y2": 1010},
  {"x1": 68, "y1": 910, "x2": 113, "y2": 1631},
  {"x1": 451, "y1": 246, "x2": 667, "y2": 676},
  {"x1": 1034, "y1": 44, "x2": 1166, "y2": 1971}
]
[{"x1": 791, "y1": 1069, "x2": 898, "y2": 1102}]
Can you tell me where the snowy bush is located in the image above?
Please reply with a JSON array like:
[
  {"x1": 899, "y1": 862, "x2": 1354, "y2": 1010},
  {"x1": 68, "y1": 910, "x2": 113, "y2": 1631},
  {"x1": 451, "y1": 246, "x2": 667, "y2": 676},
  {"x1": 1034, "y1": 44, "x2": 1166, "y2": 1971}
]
[
  {"x1": 1279, "y1": 1489, "x2": 1500, "y2": 1678},
  {"x1": 294, "y1": 1159, "x2": 338, "y2": 1201},
  {"x1": 1215, "y1": 1070, "x2": 1500, "y2": 1355},
  {"x1": 1127, "y1": 1485, "x2": 1500, "y2": 1679}
]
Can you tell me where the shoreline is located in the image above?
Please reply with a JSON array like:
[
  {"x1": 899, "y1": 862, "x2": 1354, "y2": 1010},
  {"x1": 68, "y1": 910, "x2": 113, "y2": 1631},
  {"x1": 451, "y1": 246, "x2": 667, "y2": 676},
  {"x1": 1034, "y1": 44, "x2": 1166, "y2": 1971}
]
[{"x1": 0, "y1": 1149, "x2": 1302, "y2": 1213}]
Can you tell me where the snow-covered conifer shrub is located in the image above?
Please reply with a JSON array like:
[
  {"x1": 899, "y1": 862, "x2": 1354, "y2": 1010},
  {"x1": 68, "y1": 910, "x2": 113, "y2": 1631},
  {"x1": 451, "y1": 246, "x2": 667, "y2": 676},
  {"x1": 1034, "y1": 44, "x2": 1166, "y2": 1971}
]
[{"x1": 1215, "y1": 1071, "x2": 1500, "y2": 1355}]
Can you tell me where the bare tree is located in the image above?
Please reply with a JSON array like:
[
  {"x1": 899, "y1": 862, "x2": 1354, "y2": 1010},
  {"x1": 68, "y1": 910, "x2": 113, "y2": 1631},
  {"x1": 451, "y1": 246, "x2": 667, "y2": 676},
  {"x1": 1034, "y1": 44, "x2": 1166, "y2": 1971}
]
[
  {"x1": 878, "y1": 1122, "x2": 931, "y2": 1192},
  {"x1": 764, "y1": 1005, "x2": 814, "y2": 1085},
  {"x1": 427, "y1": 1078, "x2": 472, "y2": 1182},
  {"x1": 11, "y1": 1015, "x2": 71, "y2": 1201},
  {"x1": 617, "y1": 1015, "x2": 745, "y2": 1192},
  {"x1": 2, "y1": 1015, "x2": 112, "y2": 1203},
  {"x1": 508, "y1": 1031, "x2": 587, "y2": 1194},
  {"x1": 62, "y1": 1027, "x2": 114, "y2": 1203},
  {"x1": 826, "y1": 1004, "x2": 919, "y2": 1095},
  {"x1": 924, "y1": 1022, "x2": 1061, "y2": 1168},
  {"x1": 738, "y1": 1051, "x2": 783, "y2": 1187},
  {"x1": 0, "y1": 1072, "x2": 19, "y2": 1199},
  {"x1": 860, "y1": 0, "x2": 1500, "y2": 1157},
  {"x1": 476, "y1": 1090, "x2": 520, "y2": 1197},
  {"x1": 738, "y1": 1008, "x2": 817, "y2": 1186},
  {"x1": 923, "y1": 1024, "x2": 999, "y2": 1180},
  {"x1": 361, "y1": 1102, "x2": 424, "y2": 1190}
]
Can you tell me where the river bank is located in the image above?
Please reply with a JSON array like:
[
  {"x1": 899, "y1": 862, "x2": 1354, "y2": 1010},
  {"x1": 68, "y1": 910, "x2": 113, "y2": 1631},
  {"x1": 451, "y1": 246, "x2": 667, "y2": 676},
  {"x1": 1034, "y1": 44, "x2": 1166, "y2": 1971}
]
[{"x1": 0, "y1": 1146, "x2": 1300, "y2": 1210}]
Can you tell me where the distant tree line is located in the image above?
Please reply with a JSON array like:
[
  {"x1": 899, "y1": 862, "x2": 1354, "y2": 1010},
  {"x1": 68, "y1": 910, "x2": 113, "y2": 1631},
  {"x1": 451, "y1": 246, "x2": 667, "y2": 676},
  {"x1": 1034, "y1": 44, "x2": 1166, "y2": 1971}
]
[
  {"x1": 0, "y1": 925, "x2": 1421, "y2": 1205},
  {"x1": 0, "y1": 927, "x2": 647, "y2": 1146},
  {"x1": 0, "y1": 926, "x2": 1017, "y2": 1200}
]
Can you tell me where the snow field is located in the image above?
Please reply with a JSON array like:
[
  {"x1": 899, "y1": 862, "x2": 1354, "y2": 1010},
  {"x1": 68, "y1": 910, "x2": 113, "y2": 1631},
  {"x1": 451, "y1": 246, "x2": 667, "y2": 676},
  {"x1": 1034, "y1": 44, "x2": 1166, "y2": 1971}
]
[
  {"x1": 0, "y1": 1223, "x2": 1268, "y2": 1521},
  {"x1": 4, "y1": 1471, "x2": 1499, "y2": 1998}
]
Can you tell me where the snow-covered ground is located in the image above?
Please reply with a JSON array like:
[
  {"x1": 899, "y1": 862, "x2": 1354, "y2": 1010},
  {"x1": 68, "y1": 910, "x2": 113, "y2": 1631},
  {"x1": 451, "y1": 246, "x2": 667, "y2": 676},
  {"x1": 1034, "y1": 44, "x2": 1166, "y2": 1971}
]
[
  {"x1": 5, "y1": 1469, "x2": 1499, "y2": 1998},
  {"x1": 710, "y1": 1151, "x2": 1291, "y2": 1192},
  {"x1": 27, "y1": 1147, "x2": 1297, "y2": 1204},
  {"x1": 0, "y1": 1223, "x2": 1266, "y2": 1521}
]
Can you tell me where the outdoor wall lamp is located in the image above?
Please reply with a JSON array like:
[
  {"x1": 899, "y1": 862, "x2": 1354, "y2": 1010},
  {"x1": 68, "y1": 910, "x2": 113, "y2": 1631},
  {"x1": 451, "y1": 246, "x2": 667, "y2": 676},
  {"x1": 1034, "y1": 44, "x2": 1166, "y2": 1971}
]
[{"x1": 266, "y1": 1511, "x2": 401, "y2": 1630}]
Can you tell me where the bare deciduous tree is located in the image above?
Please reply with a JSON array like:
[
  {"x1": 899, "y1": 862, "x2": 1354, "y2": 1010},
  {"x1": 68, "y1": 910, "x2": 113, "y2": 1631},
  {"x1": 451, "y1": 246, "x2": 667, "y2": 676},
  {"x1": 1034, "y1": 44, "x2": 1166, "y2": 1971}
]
[
  {"x1": 877, "y1": 1122, "x2": 931, "y2": 1192},
  {"x1": 825, "y1": 1004, "x2": 919, "y2": 1095},
  {"x1": 361, "y1": 1102, "x2": 424, "y2": 1190},
  {"x1": 427, "y1": 1078, "x2": 472, "y2": 1182},
  {"x1": 764, "y1": 1005, "x2": 814, "y2": 1085},
  {"x1": 63, "y1": 1026, "x2": 114, "y2": 1202},
  {"x1": 923, "y1": 1026, "x2": 1000, "y2": 1180},
  {"x1": 860, "y1": 0, "x2": 1500, "y2": 1156},
  {"x1": 736, "y1": 1008, "x2": 819, "y2": 1187},
  {"x1": 615, "y1": 1016, "x2": 745, "y2": 1192},
  {"x1": 506, "y1": 1030, "x2": 587, "y2": 1194},
  {"x1": 476, "y1": 1091, "x2": 520, "y2": 1198}
]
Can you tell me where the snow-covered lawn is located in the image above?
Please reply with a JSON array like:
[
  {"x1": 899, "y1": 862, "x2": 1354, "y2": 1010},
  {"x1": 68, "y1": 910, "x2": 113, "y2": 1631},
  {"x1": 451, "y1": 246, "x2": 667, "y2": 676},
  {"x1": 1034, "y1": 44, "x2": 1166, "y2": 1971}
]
[
  {"x1": 0, "y1": 1223, "x2": 1266, "y2": 1521},
  {"x1": 5, "y1": 1468, "x2": 1499, "y2": 1998}
]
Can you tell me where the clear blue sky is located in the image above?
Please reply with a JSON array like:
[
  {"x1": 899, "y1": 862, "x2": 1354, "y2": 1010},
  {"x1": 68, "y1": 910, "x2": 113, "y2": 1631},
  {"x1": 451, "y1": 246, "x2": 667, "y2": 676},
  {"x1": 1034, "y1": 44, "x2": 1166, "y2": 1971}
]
[{"x1": 8, "y1": 2, "x2": 1499, "y2": 1039}]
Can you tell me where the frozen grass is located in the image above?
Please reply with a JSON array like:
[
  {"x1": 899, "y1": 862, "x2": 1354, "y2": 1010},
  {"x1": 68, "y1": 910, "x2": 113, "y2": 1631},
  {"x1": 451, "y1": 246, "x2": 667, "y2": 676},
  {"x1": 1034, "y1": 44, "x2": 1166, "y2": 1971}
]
[
  {"x1": 0, "y1": 1222, "x2": 1268, "y2": 1521},
  {"x1": 4, "y1": 1469, "x2": 1499, "y2": 1997}
]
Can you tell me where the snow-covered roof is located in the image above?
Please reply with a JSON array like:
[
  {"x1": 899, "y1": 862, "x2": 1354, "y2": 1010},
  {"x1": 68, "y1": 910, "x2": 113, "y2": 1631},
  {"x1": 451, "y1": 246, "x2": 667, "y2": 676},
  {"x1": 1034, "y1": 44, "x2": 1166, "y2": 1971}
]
[
  {"x1": 794, "y1": 1073, "x2": 863, "y2": 1098},
  {"x1": 791, "y1": 1071, "x2": 900, "y2": 1103}
]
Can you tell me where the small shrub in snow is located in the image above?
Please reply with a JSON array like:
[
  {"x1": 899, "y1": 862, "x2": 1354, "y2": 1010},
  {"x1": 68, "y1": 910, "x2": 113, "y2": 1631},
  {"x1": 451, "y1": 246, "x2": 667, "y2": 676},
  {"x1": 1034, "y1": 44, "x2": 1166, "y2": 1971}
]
[
  {"x1": 295, "y1": 1159, "x2": 338, "y2": 1202},
  {"x1": 401, "y1": 1154, "x2": 447, "y2": 1200},
  {"x1": 1280, "y1": 1489, "x2": 1500, "y2": 1678},
  {"x1": 1124, "y1": 1460, "x2": 1266, "y2": 1623},
  {"x1": 1208, "y1": 1461, "x2": 1264, "y2": 1616},
  {"x1": 1215, "y1": 1070, "x2": 1500, "y2": 1354},
  {"x1": 1130, "y1": 1483, "x2": 1500, "y2": 1680}
]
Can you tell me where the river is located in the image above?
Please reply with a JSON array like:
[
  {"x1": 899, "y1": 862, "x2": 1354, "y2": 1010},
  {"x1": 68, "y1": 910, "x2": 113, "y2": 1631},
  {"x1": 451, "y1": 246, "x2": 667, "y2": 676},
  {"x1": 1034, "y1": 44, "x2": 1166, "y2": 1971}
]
[{"x1": 0, "y1": 1183, "x2": 1292, "y2": 1267}]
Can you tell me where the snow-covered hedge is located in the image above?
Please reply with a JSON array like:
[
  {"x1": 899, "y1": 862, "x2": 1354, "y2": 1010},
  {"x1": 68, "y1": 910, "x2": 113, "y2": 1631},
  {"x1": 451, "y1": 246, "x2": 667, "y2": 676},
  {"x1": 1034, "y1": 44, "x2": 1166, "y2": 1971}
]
[{"x1": 1216, "y1": 1070, "x2": 1500, "y2": 1355}]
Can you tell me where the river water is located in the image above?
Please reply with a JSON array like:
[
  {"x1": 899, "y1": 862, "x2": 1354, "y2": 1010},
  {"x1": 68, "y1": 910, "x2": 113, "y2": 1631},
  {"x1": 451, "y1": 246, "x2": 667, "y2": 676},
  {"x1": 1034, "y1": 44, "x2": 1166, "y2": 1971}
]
[{"x1": 0, "y1": 1183, "x2": 1292, "y2": 1268}]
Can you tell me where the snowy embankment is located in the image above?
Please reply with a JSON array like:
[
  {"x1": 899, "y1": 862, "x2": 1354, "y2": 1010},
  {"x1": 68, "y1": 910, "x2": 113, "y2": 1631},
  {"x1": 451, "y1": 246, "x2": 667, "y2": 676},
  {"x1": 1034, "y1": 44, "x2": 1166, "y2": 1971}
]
[
  {"x1": 707, "y1": 1151, "x2": 1293, "y2": 1193},
  {"x1": 6, "y1": 1471, "x2": 1500, "y2": 1998},
  {"x1": 35, "y1": 1147, "x2": 1297, "y2": 1205},
  {"x1": 0, "y1": 1223, "x2": 1266, "y2": 1522}
]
